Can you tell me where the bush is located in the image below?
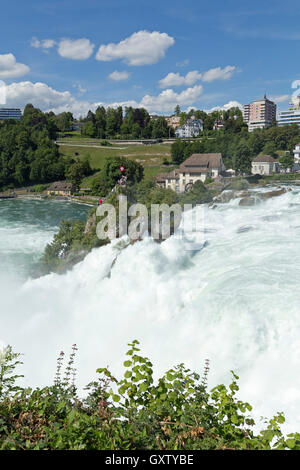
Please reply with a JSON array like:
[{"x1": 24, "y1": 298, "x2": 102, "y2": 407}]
[
  {"x1": 229, "y1": 178, "x2": 250, "y2": 190},
  {"x1": 0, "y1": 340, "x2": 300, "y2": 450},
  {"x1": 100, "y1": 140, "x2": 111, "y2": 147}
]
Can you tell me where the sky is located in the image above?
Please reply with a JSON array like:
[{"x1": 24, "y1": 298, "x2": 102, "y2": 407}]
[{"x1": 0, "y1": 0, "x2": 299, "y2": 117}]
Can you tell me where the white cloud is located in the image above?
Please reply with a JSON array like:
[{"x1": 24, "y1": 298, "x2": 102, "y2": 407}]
[
  {"x1": 0, "y1": 54, "x2": 30, "y2": 79},
  {"x1": 140, "y1": 85, "x2": 203, "y2": 113},
  {"x1": 72, "y1": 84, "x2": 87, "y2": 95},
  {"x1": 3, "y1": 80, "x2": 204, "y2": 117},
  {"x1": 270, "y1": 94, "x2": 289, "y2": 103},
  {"x1": 201, "y1": 66, "x2": 237, "y2": 82},
  {"x1": 159, "y1": 71, "x2": 201, "y2": 88},
  {"x1": 176, "y1": 59, "x2": 190, "y2": 67},
  {"x1": 108, "y1": 70, "x2": 130, "y2": 81},
  {"x1": 4, "y1": 81, "x2": 74, "y2": 109},
  {"x1": 31, "y1": 37, "x2": 94, "y2": 60},
  {"x1": 31, "y1": 37, "x2": 56, "y2": 50},
  {"x1": 206, "y1": 100, "x2": 243, "y2": 113},
  {"x1": 58, "y1": 38, "x2": 95, "y2": 60},
  {"x1": 96, "y1": 30, "x2": 175, "y2": 66},
  {"x1": 159, "y1": 66, "x2": 237, "y2": 88}
]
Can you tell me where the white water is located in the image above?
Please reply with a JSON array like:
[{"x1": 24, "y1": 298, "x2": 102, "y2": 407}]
[{"x1": 1, "y1": 191, "x2": 300, "y2": 433}]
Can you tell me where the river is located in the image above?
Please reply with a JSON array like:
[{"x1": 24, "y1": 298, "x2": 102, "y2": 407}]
[{"x1": 0, "y1": 191, "x2": 300, "y2": 433}]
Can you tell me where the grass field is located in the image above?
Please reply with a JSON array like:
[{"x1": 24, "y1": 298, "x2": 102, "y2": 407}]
[{"x1": 58, "y1": 140, "x2": 175, "y2": 184}]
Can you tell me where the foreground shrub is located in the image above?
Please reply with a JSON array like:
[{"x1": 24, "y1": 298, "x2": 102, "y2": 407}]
[{"x1": 0, "y1": 341, "x2": 299, "y2": 450}]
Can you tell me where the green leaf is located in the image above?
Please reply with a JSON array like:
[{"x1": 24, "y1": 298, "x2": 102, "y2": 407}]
[
  {"x1": 139, "y1": 383, "x2": 148, "y2": 393},
  {"x1": 112, "y1": 394, "x2": 121, "y2": 402},
  {"x1": 286, "y1": 439, "x2": 295, "y2": 449},
  {"x1": 123, "y1": 360, "x2": 132, "y2": 368}
]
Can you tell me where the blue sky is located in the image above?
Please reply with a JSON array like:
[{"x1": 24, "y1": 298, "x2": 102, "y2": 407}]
[{"x1": 0, "y1": 0, "x2": 299, "y2": 116}]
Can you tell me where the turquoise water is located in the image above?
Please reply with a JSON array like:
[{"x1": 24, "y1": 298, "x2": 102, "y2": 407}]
[{"x1": 0, "y1": 199, "x2": 90, "y2": 280}]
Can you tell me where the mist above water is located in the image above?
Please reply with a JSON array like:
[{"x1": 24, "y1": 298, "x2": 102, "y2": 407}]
[{"x1": 1, "y1": 192, "x2": 300, "y2": 433}]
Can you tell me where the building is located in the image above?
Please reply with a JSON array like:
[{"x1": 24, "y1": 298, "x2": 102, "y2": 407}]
[
  {"x1": 0, "y1": 108, "x2": 22, "y2": 121},
  {"x1": 72, "y1": 121, "x2": 84, "y2": 131},
  {"x1": 293, "y1": 143, "x2": 300, "y2": 163},
  {"x1": 47, "y1": 182, "x2": 73, "y2": 196},
  {"x1": 165, "y1": 115, "x2": 181, "y2": 129},
  {"x1": 289, "y1": 95, "x2": 300, "y2": 111},
  {"x1": 213, "y1": 119, "x2": 225, "y2": 131},
  {"x1": 243, "y1": 95, "x2": 277, "y2": 132},
  {"x1": 175, "y1": 118, "x2": 203, "y2": 138},
  {"x1": 155, "y1": 173, "x2": 170, "y2": 189},
  {"x1": 251, "y1": 155, "x2": 279, "y2": 175},
  {"x1": 278, "y1": 110, "x2": 300, "y2": 128},
  {"x1": 276, "y1": 95, "x2": 300, "y2": 128},
  {"x1": 157, "y1": 153, "x2": 226, "y2": 192}
]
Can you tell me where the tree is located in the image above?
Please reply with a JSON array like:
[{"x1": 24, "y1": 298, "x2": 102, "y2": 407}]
[
  {"x1": 233, "y1": 141, "x2": 252, "y2": 174},
  {"x1": 91, "y1": 156, "x2": 144, "y2": 195},
  {"x1": 81, "y1": 121, "x2": 96, "y2": 138},
  {"x1": 279, "y1": 153, "x2": 294, "y2": 171},
  {"x1": 174, "y1": 105, "x2": 181, "y2": 116},
  {"x1": 151, "y1": 117, "x2": 169, "y2": 139},
  {"x1": 66, "y1": 161, "x2": 84, "y2": 191},
  {"x1": 262, "y1": 142, "x2": 277, "y2": 157},
  {"x1": 171, "y1": 140, "x2": 187, "y2": 164},
  {"x1": 56, "y1": 112, "x2": 73, "y2": 132}
]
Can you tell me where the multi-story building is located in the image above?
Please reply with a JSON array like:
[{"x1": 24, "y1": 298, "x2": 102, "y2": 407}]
[
  {"x1": 0, "y1": 108, "x2": 22, "y2": 121},
  {"x1": 175, "y1": 118, "x2": 203, "y2": 138},
  {"x1": 289, "y1": 95, "x2": 300, "y2": 111},
  {"x1": 243, "y1": 95, "x2": 276, "y2": 132},
  {"x1": 156, "y1": 153, "x2": 226, "y2": 192},
  {"x1": 165, "y1": 115, "x2": 181, "y2": 129},
  {"x1": 278, "y1": 110, "x2": 300, "y2": 128}
]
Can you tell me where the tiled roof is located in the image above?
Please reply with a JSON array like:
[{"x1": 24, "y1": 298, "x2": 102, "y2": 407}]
[
  {"x1": 179, "y1": 153, "x2": 223, "y2": 172},
  {"x1": 155, "y1": 173, "x2": 170, "y2": 182},
  {"x1": 252, "y1": 155, "x2": 275, "y2": 163},
  {"x1": 48, "y1": 181, "x2": 73, "y2": 191},
  {"x1": 165, "y1": 170, "x2": 179, "y2": 180}
]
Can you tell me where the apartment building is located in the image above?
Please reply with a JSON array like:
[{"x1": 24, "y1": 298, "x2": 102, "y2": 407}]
[
  {"x1": 0, "y1": 108, "x2": 22, "y2": 121},
  {"x1": 243, "y1": 96, "x2": 276, "y2": 132}
]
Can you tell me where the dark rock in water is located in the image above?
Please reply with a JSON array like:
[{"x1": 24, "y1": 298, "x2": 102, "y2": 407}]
[
  {"x1": 259, "y1": 188, "x2": 286, "y2": 200},
  {"x1": 239, "y1": 197, "x2": 256, "y2": 206},
  {"x1": 262, "y1": 215, "x2": 279, "y2": 222},
  {"x1": 234, "y1": 190, "x2": 250, "y2": 198},
  {"x1": 237, "y1": 225, "x2": 254, "y2": 233},
  {"x1": 214, "y1": 190, "x2": 234, "y2": 203}
]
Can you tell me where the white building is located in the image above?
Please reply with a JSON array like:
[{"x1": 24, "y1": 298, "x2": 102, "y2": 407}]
[
  {"x1": 157, "y1": 153, "x2": 226, "y2": 193},
  {"x1": 0, "y1": 108, "x2": 22, "y2": 121},
  {"x1": 278, "y1": 110, "x2": 300, "y2": 128},
  {"x1": 251, "y1": 155, "x2": 279, "y2": 175},
  {"x1": 175, "y1": 118, "x2": 203, "y2": 138},
  {"x1": 293, "y1": 144, "x2": 300, "y2": 163}
]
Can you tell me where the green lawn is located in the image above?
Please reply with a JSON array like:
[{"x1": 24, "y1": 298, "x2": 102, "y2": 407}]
[{"x1": 59, "y1": 142, "x2": 174, "y2": 182}]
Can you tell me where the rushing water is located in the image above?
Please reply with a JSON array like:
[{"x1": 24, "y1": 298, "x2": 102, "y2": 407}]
[{"x1": 1, "y1": 191, "x2": 300, "y2": 433}]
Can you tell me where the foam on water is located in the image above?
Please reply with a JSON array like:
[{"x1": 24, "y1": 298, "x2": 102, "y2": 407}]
[{"x1": 1, "y1": 191, "x2": 300, "y2": 433}]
